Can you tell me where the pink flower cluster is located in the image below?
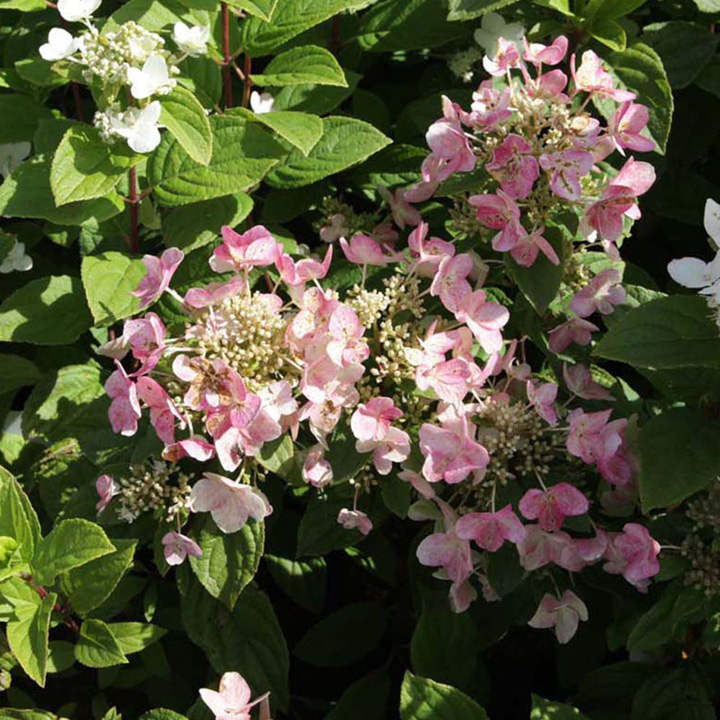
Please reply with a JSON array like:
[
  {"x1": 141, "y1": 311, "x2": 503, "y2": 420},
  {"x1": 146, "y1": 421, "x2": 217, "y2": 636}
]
[
  {"x1": 401, "y1": 37, "x2": 656, "y2": 355},
  {"x1": 95, "y1": 35, "x2": 663, "y2": 643},
  {"x1": 407, "y1": 41, "x2": 655, "y2": 257}
]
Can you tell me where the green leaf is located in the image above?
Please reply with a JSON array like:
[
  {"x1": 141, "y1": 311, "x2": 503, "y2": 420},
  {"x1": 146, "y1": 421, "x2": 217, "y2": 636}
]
[
  {"x1": 139, "y1": 711, "x2": 187, "y2": 720},
  {"x1": 108, "y1": 0, "x2": 206, "y2": 31},
  {"x1": 486, "y1": 542, "x2": 525, "y2": 598},
  {"x1": 0, "y1": 355, "x2": 41, "y2": 395},
  {"x1": 381, "y1": 475, "x2": 412, "y2": 518},
  {"x1": 239, "y1": 0, "x2": 373, "y2": 56},
  {"x1": 642, "y1": 22, "x2": 718, "y2": 89},
  {"x1": 627, "y1": 585, "x2": 707, "y2": 653},
  {"x1": 0, "y1": 711, "x2": 59, "y2": 720},
  {"x1": 80, "y1": 252, "x2": 146, "y2": 326},
  {"x1": 632, "y1": 665, "x2": 715, "y2": 720},
  {"x1": 188, "y1": 516, "x2": 264, "y2": 610},
  {"x1": 0, "y1": 158, "x2": 123, "y2": 225},
  {"x1": 638, "y1": 408, "x2": 720, "y2": 511},
  {"x1": 411, "y1": 606, "x2": 481, "y2": 693},
  {"x1": 595, "y1": 296, "x2": 720, "y2": 369},
  {"x1": 243, "y1": 109, "x2": 323, "y2": 156},
  {"x1": 325, "y1": 670, "x2": 393, "y2": 720},
  {"x1": 23, "y1": 363, "x2": 106, "y2": 446},
  {"x1": 148, "y1": 110, "x2": 286, "y2": 206},
  {"x1": 107, "y1": 622, "x2": 167, "y2": 655},
  {"x1": 400, "y1": 672, "x2": 489, "y2": 720},
  {"x1": 271, "y1": 70, "x2": 361, "y2": 115},
  {"x1": 50, "y1": 126, "x2": 138, "y2": 206},
  {"x1": 32, "y1": 519, "x2": 115, "y2": 585},
  {"x1": 297, "y1": 494, "x2": 365, "y2": 557},
  {"x1": 506, "y1": 224, "x2": 566, "y2": 314},
  {"x1": 0, "y1": 0, "x2": 46, "y2": 9},
  {"x1": 74, "y1": 618, "x2": 128, "y2": 668},
  {"x1": 225, "y1": 0, "x2": 279, "y2": 20},
  {"x1": 0, "y1": 276, "x2": 92, "y2": 345},
  {"x1": 583, "y1": 0, "x2": 647, "y2": 17},
  {"x1": 7, "y1": 591, "x2": 55, "y2": 687},
  {"x1": 531, "y1": 695, "x2": 589, "y2": 719},
  {"x1": 265, "y1": 116, "x2": 391, "y2": 189},
  {"x1": 257, "y1": 434, "x2": 298, "y2": 479},
  {"x1": 264, "y1": 555, "x2": 326, "y2": 613},
  {"x1": 590, "y1": 18, "x2": 626, "y2": 51},
  {"x1": 447, "y1": 0, "x2": 519, "y2": 20},
  {"x1": 294, "y1": 602, "x2": 387, "y2": 666},
  {"x1": 163, "y1": 192, "x2": 253, "y2": 251},
  {"x1": 604, "y1": 43, "x2": 673, "y2": 153},
  {"x1": 60, "y1": 539, "x2": 137, "y2": 616},
  {"x1": 180, "y1": 57, "x2": 222, "y2": 109},
  {"x1": 0, "y1": 95, "x2": 53, "y2": 143},
  {"x1": 47, "y1": 641, "x2": 75, "y2": 673},
  {"x1": 0, "y1": 466, "x2": 41, "y2": 563},
  {"x1": 0, "y1": 537, "x2": 20, "y2": 582},
  {"x1": 356, "y1": 0, "x2": 471, "y2": 51},
  {"x1": 181, "y1": 580, "x2": 289, "y2": 710},
  {"x1": 251, "y1": 45, "x2": 346, "y2": 87},
  {"x1": 693, "y1": 0, "x2": 720, "y2": 11},
  {"x1": 160, "y1": 86, "x2": 213, "y2": 166},
  {"x1": 695, "y1": 56, "x2": 720, "y2": 99}
]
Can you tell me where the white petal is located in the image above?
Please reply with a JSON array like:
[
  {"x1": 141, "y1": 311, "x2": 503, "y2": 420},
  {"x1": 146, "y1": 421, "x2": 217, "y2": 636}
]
[
  {"x1": 705, "y1": 198, "x2": 720, "y2": 246},
  {"x1": 128, "y1": 124, "x2": 161, "y2": 153},
  {"x1": 667, "y1": 257, "x2": 712, "y2": 288}
]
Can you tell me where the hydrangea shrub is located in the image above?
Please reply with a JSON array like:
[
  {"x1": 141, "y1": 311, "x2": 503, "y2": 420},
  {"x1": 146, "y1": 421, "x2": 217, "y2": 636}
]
[{"x1": 0, "y1": 0, "x2": 719, "y2": 718}]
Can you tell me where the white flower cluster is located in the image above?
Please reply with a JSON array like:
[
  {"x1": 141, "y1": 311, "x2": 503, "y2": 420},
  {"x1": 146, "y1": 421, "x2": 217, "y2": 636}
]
[
  {"x1": 668, "y1": 198, "x2": 720, "y2": 328},
  {"x1": 38, "y1": 0, "x2": 209, "y2": 154}
]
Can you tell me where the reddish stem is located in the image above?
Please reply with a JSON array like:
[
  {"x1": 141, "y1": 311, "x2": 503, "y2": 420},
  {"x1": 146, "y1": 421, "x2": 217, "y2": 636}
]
[
  {"x1": 128, "y1": 166, "x2": 139, "y2": 254},
  {"x1": 222, "y1": 2, "x2": 233, "y2": 107},
  {"x1": 31, "y1": 582, "x2": 79, "y2": 633},
  {"x1": 330, "y1": 15, "x2": 341, "y2": 55},
  {"x1": 242, "y1": 53, "x2": 252, "y2": 108}
]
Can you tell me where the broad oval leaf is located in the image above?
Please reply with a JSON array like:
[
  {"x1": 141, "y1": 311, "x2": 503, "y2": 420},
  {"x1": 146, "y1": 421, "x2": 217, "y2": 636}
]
[
  {"x1": 0, "y1": 158, "x2": 123, "y2": 225},
  {"x1": 251, "y1": 45, "x2": 347, "y2": 87},
  {"x1": 594, "y1": 295, "x2": 720, "y2": 369},
  {"x1": 32, "y1": 518, "x2": 115, "y2": 585},
  {"x1": 604, "y1": 42, "x2": 673, "y2": 153},
  {"x1": 74, "y1": 618, "x2": 128, "y2": 668},
  {"x1": 0, "y1": 276, "x2": 92, "y2": 345},
  {"x1": 265, "y1": 116, "x2": 391, "y2": 189},
  {"x1": 188, "y1": 515, "x2": 264, "y2": 610},
  {"x1": 160, "y1": 86, "x2": 213, "y2": 165},
  {"x1": 50, "y1": 126, "x2": 137, "y2": 206},
  {"x1": 239, "y1": 0, "x2": 374, "y2": 56},
  {"x1": 294, "y1": 602, "x2": 388, "y2": 666},
  {"x1": 0, "y1": 466, "x2": 41, "y2": 563},
  {"x1": 59, "y1": 539, "x2": 137, "y2": 616},
  {"x1": 181, "y1": 579, "x2": 290, "y2": 711},
  {"x1": 642, "y1": 21, "x2": 718, "y2": 89},
  {"x1": 148, "y1": 110, "x2": 286, "y2": 206},
  {"x1": 81, "y1": 252, "x2": 146, "y2": 326},
  {"x1": 248, "y1": 110, "x2": 324, "y2": 156},
  {"x1": 400, "y1": 672, "x2": 489, "y2": 720},
  {"x1": 638, "y1": 408, "x2": 720, "y2": 511},
  {"x1": 6, "y1": 591, "x2": 55, "y2": 687}
]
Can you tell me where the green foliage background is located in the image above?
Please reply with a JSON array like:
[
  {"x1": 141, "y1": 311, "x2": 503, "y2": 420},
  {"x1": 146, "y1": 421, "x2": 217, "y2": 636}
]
[{"x1": 1, "y1": 0, "x2": 720, "y2": 719}]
